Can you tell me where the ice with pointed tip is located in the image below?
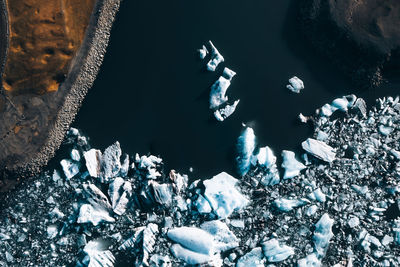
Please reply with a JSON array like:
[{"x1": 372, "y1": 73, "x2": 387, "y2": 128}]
[
  {"x1": 137, "y1": 154, "x2": 163, "y2": 179},
  {"x1": 302, "y1": 138, "x2": 336, "y2": 163},
  {"x1": 194, "y1": 194, "x2": 212, "y2": 214},
  {"x1": 308, "y1": 188, "x2": 326, "y2": 202},
  {"x1": 286, "y1": 76, "x2": 304, "y2": 93},
  {"x1": 108, "y1": 177, "x2": 132, "y2": 215},
  {"x1": 203, "y1": 172, "x2": 249, "y2": 219},
  {"x1": 60, "y1": 159, "x2": 80, "y2": 179},
  {"x1": 209, "y1": 76, "x2": 231, "y2": 109},
  {"x1": 281, "y1": 150, "x2": 306, "y2": 179},
  {"x1": 262, "y1": 238, "x2": 294, "y2": 262},
  {"x1": 101, "y1": 142, "x2": 122, "y2": 182},
  {"x1": 236, "y1": 126, "x2": 256, "y2": 176},
  {"x1": 253, "y1": 146, "x2": 281, "y2": 186},
  {"x1": 313, "y1": 213, "x2": 334, "y2": 257},
  {"x1": 207, "y1": 41, "x2": 224, "y2": 72},
  {"x1": 77, "y1": 204, "x2": 115, "y2": 226},
  {"x1": 71, "y1": 149, "x2": 81, "y2": 162}
]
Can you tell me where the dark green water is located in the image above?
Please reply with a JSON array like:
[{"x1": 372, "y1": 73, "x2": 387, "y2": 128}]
[{"x1": 72, "y1": 0, "x2": 400, "y2": 179}]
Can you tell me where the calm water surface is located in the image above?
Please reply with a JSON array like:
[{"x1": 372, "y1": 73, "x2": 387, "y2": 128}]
[{"x1": 72, "y1": 0, "x2": 400, "y2": 179}]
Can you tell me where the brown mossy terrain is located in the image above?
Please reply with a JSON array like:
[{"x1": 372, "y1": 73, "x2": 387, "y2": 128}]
[
  {"x1": 299, "y1": 0, "x2": 400, "y2": 89},
  {"x1": 0, "y1": 0, "x2": 121, "y2": 191},
  {"x1": 3, "y1": 0, "x2": 96, "y2": 95}
]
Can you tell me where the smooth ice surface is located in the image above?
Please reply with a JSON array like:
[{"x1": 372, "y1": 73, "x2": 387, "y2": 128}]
[
  {"x1": 209, "y1": 76, "x2": 231, "y2": 109},
  {"x1": 274, "y1": 198, "x2": 309, "y2": 212},
  {"x1": 302, "y1": 138, "x2": 336, "y2": 163},
  {"x1": 167, "y1": 227, "x2": 214, "y2": 255},
  {"x1": 84, "y1": 149, "x2": 102, "y2": 178},
  {"x1": 262, "y1": 238, "x2": 294, "y2": 262},
  {"x1": 236, "y1": 247, "x2": 265, "y2": 267},
  {"x1": 206, "y1": 41, "x2": 224, "y2": 71},
  {"x1": 77, "y1": 204, "x2": 115, "y2": 226},
  {"x1": 200, "y1": 220, "x2": 239, "y2": 252},
  {"x1": 214, "y1": 100, "x2": 240, "y2": 121},
  {"x1": 286, "y1": 76, "x2": 304, "y2": 93},
  {"x1": 313, "y1": 213, "x2": 334, "y2": 257},
  {"x1": 281, "y1": 150, "x2": 306, "y2": 179},
  {"x1": 60, "y1": 159, "x2": 80, "y2": 179},
  {"x1": 170, "y1": 244, "x2": 213, "y2": 265},
  {"x1": 71, "y1": 149, "x2": 81, "y2": 162},
  {"x1": 236, "y1": 127, "x2": 257, "y2": 176},
  {"x1": 203, "y1": 172, "x2": 249, "y2": 219}
]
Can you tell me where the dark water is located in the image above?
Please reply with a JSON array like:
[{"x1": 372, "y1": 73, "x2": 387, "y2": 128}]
[{"x1": 72, "y1": 0, "x2": 400, "y2": 180}]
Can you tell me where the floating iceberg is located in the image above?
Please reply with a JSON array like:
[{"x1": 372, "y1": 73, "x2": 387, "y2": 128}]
[
  {"x1": 214, "y1": 100, "x2": 240, "y2": 121},
  {"x1": 262, "y1": 238, "x2": 294, "y2": 262},
  {"x1": 60, "y1": 159, "x2": 80, "y2": 179},
  {"x1": 273, "y1": 198, "x2": 309, "y2": 212},
  {"x1": 253, "y1": 146, "x2": 281, "y2": 186},
  {"x1": 100, "y1": 142, "x2": 122, "y2": 183},
  {"x1": 281, "y1": 150, "x2": 306, "y2": 179},
  {"x1": 286, "y1": 76, "x2": 304, "y2": 93},
  {"x1": 302, "y1": 138, "x2": 336, "y2": 163},
  {"x1": 207, "y1": 41, "x2": 224, "y2": 71},
  {"x1": 203, "y1": 172, "x2": 249, "y2": 219},
  {"x1": 236, "y1": 126, "x2": 256, "y2": 176},
  {"x1": 209, "y1": 76, "x2": 231, "y2": 109},
  {"x1": 198, "y1": 45, "x2": 208, "y2": 60},
  {"x1": 236, "y1": 247, "x2": 265, "y2": 267}
]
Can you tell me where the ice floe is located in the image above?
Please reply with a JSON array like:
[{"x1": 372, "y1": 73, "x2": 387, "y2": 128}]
[
  {"x1": 262, "y1": 238, "x2": 294, "y2": 262},
  {"x1": 281, "y1": 150, "x2": 306, "y2": 179},
  {"x1": 302, "y1": 138, "x2": 336, "y2": 163},
  {"x1": 286, "y1": 76, "x2": 304, "y2": 93}
]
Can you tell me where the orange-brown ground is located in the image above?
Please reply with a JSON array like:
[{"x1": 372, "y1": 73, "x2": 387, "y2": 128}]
[{"x1": 3, "y1": 0, "x2": 97, "y2": 95}]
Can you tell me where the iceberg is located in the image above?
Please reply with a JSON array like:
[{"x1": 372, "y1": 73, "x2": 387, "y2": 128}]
[
  {"x1": 198, "y1": 45, "x2": 208, "y2": 60},
  {"x1": 207, "y1": 41, "x2": 224, "y2": 71},
  {"x1": 214, "y1": 99, "x2": 240, "y2": 121},
  {"x1": 286, "y1": 76, "x2": 304, "y2": 93},
  {"x1": 236, "y1": 247, "x2": 265, "y2": 267},
  {"x1": 203, "y1": 172, "x2": 249, "y2": 219},
  {"x1": 200, "y1": 220, "x2": 239, "y2": 252},
  {"x1": 167, "y1": 227, "x2": 214, "y2": 255},
  {"x1": 136, "y1": 154, "x2": 163, "y2": 179},
  {"x1": 71, "y1": 149, "x2": 81, "y2": 162},
  {"x1": 281, "y1": 150, "x2": 306, "y2": 179},
  {"x1": 150, "y1": 181, "x2": 173, "y2": 207},
  {"x1": 60, "y1": 159, "x2": 80, "y2": 179},
  {"x1": 302, "y1": 138, "x2": 336, "y2": 163},
  {"x1": 83, "y1": 149, "x2": 102, "y2": 178},
  {"x1": 273, "y1": 198, "x2": 309, "y2": 212},
  {"x1": 262, "y1": 238, "x2": 294, "y2": 262},
  {"x1": 308, "y1": 188, "x2": 326, "y2": 202},
  {"x1": 209, "y1": 76, "x2": 231, "y2": 109},
  {"x1": 313, "y1": 213, "x2": 334, "y2": 257},
  {"x1": 236, "y1": 126, "x2": 256, "y2": 176},
  {"x1": 83, "y1": 183, "x2": 112, "y2": 211}
]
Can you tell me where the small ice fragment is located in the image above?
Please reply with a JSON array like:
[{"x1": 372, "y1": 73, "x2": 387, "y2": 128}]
[
  {"x1": 286, "y1": 76, "x2": 304, "y2": 93},
  {"x1": 150, "y1": 254, "x2": 172, "y2": 267},
  {"x1": 194, "y1": 194, "x2": 212, "y2": 214},
  {"x1": 119, "y1": 154, "x2": 129, "y2": 177},
  {"x1": 308, "y1": 188, "x2": 326, "y2": 202},
  {"x1": 60, "y1": 159, "x2": 80, "y2": 179},
  {"x1": 348, "y1": 217, "x2": 360, "y2": 228},
  {"x1": 254, "y1": 146, "x2": 281, "y2": 186},
  {"x1": 137, "y1": 154, "x2": 163, "y2": 179},
  {"x1": 198, "y1": 45, "x2": 208, "y2": 60},
  {"x1": 262, "y1": 238, "x2": 294, "y2": 262},
  {"x1": 351, "y1": 184, "x2": 369, "y2": 196},
  {"x1": 379, "y1": 125, "x2": 393, "y2": 136},
  {"x1": 306, "y1": 205, "x2": 318, "y2": 216},
  {"x1": 298, "y1": 113, "x2": 309, "y2": 123},
  {"x1": 381, "y1": 235, "x2": 393, "y2": 246},
  {"x1": 319, "y1": 95, "x2": 357, "y2": 117},
  {"x1": 222, "y1": 67, "x2": 236, "y2": 81},
  {"x1": 167, "y1": 227, "x2": 214, "y2": 255},
  {"x1": 77, "y1": 204, "x2": 115, "y2": 226},
  {"x1": 230, "y1": 219, "x2": 245, "y2": 229},
  {"x1": 236, "y1": 247, "x2": 265, "y2": 267},
  {"x1": 83, "y1": 183, "x2": 112, "y2": 211},
  {"x1": 393, "y1": 220, "x2": 400, "y2": 245},
  {"x1": 273, "y1": 198, "x2": 309, "y2": 212},
  {"x1": 207, "y1": 41, "x2": 224, "y2": 71},
  {"x1": 47, "y1": 225, "x2": 58, "y2": 239},
  {"x1": 151, "y1": 181, "x2": 173, "y2": 207},
  {"x1": 214, "y1": 100, "x2": 240, "y2": 121},
  {"x1": 200, "y1": 220, "x2": 239, "y2": 252},
  {"x1": 316, "y1": 131, "x2": 329, "y2": 141},
  {"x1": 236, "y1": 126, "x2": 257, "y2": 176},
  {"x1": 209, "y1": 76, "x2": 231, "y2": 109},
  {"x1": 71, "y1": 149, "x2": 81, "y2": 161},
  {"x1": 203, "y1": 172, "x2": 249, "y2": 219},
  {"x1": 5, "y1": 251, "x2": 14, "y2": 263},
  {"x1": 313, "y1": 213, "x2": 334, "y2": 257},
  {"x1": 297, "y1": 253, "x2": 321, "y2": 267},
  {"x1": 281, "y1": 150, "x2": 306, "y2": 179},
  {"x1": 84, "y1": 149, "x2": 102, "y2": 178},
  {"x1": 301, "y1": 138, "x2": 336, "y2": 163},
  {"x1": 170, "y1": 244, "x2": 214, "y2": 265}
]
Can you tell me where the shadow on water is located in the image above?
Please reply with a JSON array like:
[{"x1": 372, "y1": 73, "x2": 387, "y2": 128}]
[{"x1": 70, "y1": 0, "x2": 400, "y2": 180}]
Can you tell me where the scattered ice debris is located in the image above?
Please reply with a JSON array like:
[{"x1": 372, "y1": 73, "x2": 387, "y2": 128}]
[
  {"x1": 273, "y1": 198, "x2": 309, "y2": 212},
  {"x1": 319, "y1": 95, "x2": 357, "y2": 117},
  {"x1": 203, "y1": 172, "x2": 249, "y2": 219},
  {"x1": 306, "y1": 205, "x2": 318, "y2": 216},
  {"x1": 136, "y1": 154, "x2": 163, "y2": 179},
  {"x1": 302, "y1": 138, "x2": 336, "y2": 163},
  {"x1": 214, "y1": 99, "x2": 240, "y2": 121},
  {"x1": 198, "y1": 45, "x2": 208, "y2": 59},
  {"x1": 281, "y1": 150, "x2": 306, "y2": 179},
  {"x1": 79, "y1": 239, "x2": 115, "y2": 267},
  {"x1": 286, "y1": 76, "x2": 304, "y2": 93},
  {"x1": 359, "y1": 230, "x2": 382, "y2": 253},
  {"x1": 236, "y1": 247, "x2": 265, "y2": 267},
  {"x1": 60, "y1": 159, "x2": 80, "y2": 179},
  {"x1": 222, "y1": 67, "x2": 236, "y2": 80},
  {"x1": 236, "y1": 126, "x2": 256, "y2": 176},
  {"x1": 206, "y1": 41, "x2": 224, "y2": 71},
  {"x1": 262, "y1": 238, "x2": 294, "y2": 262}
]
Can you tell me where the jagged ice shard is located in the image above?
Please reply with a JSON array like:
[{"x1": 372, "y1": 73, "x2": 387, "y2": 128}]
[
  {"x1": 301, "y1": 138, "x2": 336, "y2": 163},
  {"x1": 281, "y1": 150, "x2": 306, "y2": 179},
  {"x1": 236, "y1": 126, "x2": 256, "y2": 176},
  {"x1": 206, "y1": 41, "x2": 224, "y2": 71}
]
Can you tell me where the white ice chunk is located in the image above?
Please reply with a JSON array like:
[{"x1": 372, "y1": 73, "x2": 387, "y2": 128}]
[
  {"x1": 194, "y1": 194, "x2": 212, "y2": 214},
  {"x1": 236, "y1": 247, "x2": 265, "y2": 267},
  {"x1": 253, "y1": 146, "x2": 281, "y2": 186},
  {"x1": 222, "y1": 67, "x2": 236, "y2": 81},
  {"x1": 236, "y1": 127, "x2": 256, "y2": 176},
  {"x1": 77, "y1": 204, "x2": 115, "y2": 226},
  {"x1": 313, "y1": 213, "x2": 334, "y2": 257},
  {"x1": 198, "y1": 45, "x2": 209, "y2": 60},
  {"x1": 306, "y1": 205, "x2": 318, "y2": 216},
  {"x1": 200, "y1": 220, "x2": 239, "y2": 252},
  {"x1": 214, "y1": 100, "x2": 240, "y2": 121},
  {"x1": 281, "y1": 150, "x2": 306, "y2": 179},
  {"x1": 151, "y1": 181, "x2": 173, "y2": 207},
  {"x1": 302, "y1": 138, "x2": 336, "y2": 163},
  {"x1": 348, "y1": 217, "x2": 360, "y2": 228},
  {"x1": 83, "y1": 183, "x2": 112, "y2": 211},
  {"x1": 273, "y1": 198, "x2": 309, "y2": 212},
  {"x1": 168, "y1": 227, "x2": 214, "y2": 255},
  {"x1": 297, "y1": 253, "x2": 321, "y2": 267},
  {"x1": 209, "y1": 76, "x2": 231, "y2": 109},
  {"x1": 101, "y1": 142, "x2": 122, "y2": 182},
  {"x1": 108, "y1": 177, "x2": 132, "y2": 215},
  {"x1": 119, "y1": 154, "x2": 129, "y2": 177},
  {"x1": 170, "y1": 244, "x2": 214, "y2": 265},
  {"x1": 203, "y1": 172, "x2": 249, "y2": 219},
  {"x1": 308, "y1": 188, "x2": 326, "y2": 202},
  {"x1": 286, "y1": 76, "x2": 304, "y2": 93},
  {"x1": 207, "y1": 41, "x2": 224, "y2": 72},
  {"x1": 149, "y1": 254, "x2": 172, "y2": 267},
  {"x1": 319, "y1": 95, "x2": 357, "y2": 117},
  {"x1": 84, "y1": 149, "x2": 102, "y2": 178},
  {"x1": 81, "y1": 239, "x2": 115, "y2": 267},
  {"x1": 71, "y1": 149, "x2": 81, "y2": 162},
  {"x1": 137, "y1": 154, "x2": 163, "y2": 179},
  {"x1": 262, "y1": 238, "x2": 294, "y2": 262},
  {"x1": 316, "y1": 131, "x2": 329, "y2": 141},
  {"x1": 379, "y1": 125, "x2": 393, "y2": 136},
  {"x1": 60, "y1": 159, "x2": 80, "y2": 179}
]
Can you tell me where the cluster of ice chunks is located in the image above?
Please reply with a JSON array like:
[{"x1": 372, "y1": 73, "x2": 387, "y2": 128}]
[
  {"x1": 197, "y1": 41, "x2": 240, "y2": 121},
  {"x1": 286, "y1": 76, "x2": 304, "y2": 93},
  {"x1": 319, "y1": 95, "x2": 357, "y2": 117}
]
